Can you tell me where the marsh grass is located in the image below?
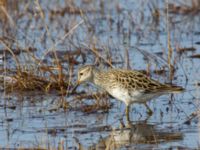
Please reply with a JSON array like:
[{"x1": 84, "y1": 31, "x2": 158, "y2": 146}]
[
  {"x1": 1, "y1": 0, "x2": 193, "y2": 93},
  {"x1": 4, "y1": 71, "x2": 68, "y2": 93},
  {"x1": 0, "y1": 0, "x2": 199, "y2": 117},
  {"x1": 0, "y1": 0, "x2": 200, "y2": 149}
]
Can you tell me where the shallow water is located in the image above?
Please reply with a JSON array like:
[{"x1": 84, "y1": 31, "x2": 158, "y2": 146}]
[{"x1": 0, "y1": 0, "x2": 200, "y2": 149}]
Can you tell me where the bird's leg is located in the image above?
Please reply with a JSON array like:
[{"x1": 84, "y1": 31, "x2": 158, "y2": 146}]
[
  {"x1": 126, "y1": 105, "x2": 131, "y2": 123},
  {"x1": 144, "y1": 103, "x2": 153, "y2": 116}
]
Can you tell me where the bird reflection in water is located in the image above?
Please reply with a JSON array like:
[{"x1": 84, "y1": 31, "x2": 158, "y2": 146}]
[{"x1": 88, "y1": 121, "x2": 183, "y2": 150}]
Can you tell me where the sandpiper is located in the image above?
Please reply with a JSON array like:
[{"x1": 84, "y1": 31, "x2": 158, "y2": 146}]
[{"x1": 74, "y1": 65, "x2": 184, "y2": 122}]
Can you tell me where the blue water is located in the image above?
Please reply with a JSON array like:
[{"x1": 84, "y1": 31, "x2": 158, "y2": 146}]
[{"x1": 0, "y1": 0, "x2": 200, "y2": 149}]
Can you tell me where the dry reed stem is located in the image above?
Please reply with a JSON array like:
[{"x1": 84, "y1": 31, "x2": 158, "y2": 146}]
[
  {"x1": 35, "y1": 1, "x2": 66, "y2": 95},
  {"x1": 0, "y1": 3, "x2": 15, "y2": 26},
  {"x1": 34, "y1": 1, "x2": 84, "y2": 93},
  {"x1": 166, "y1": 0, "x2": 174, "y2": 81},
  {"x1": 34, "y1": 0, "x2": 60, "y2": 69},
  {"x1": 38, "y1": 19, "x2": 84, "y2": 66},
  {"x1": 81, "y1": 43, "x2": 114, "y2": 68},
  {"x1": 132, "y1": 46, "x2": 168, "y2": 68},
  {"x1": 0, "y1": 40, "x2": 21, "y2": 71},
  {"x1": 124, "y1": 48, "x2": 131, "y2": 69}
]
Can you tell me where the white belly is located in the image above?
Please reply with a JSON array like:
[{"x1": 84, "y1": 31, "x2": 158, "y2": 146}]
[
  {"x1": 108, "y1": 87, "x2": 144, "y2": 105},
  {"x1": 108, "y1": 87, "x2": 159, "y2": 105}
]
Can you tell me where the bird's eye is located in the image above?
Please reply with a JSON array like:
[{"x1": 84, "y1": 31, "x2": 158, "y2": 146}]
[{"x1": 80, "y1": 73, "x2": 83, "y2": 76}]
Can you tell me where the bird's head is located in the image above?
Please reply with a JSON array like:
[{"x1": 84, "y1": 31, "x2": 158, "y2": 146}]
[{"x1": 77, "y1": 65, "x2": 95, "y2": 84}]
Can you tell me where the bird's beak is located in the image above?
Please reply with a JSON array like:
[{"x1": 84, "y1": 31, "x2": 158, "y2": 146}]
[{"x1": 71, "y1": 80, "x2": 80, "y2": 93}]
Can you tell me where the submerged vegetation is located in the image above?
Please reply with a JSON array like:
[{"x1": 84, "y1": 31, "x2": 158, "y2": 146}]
[{"x1": 0, "y1": 0, "x2": 200, "y2": 149}]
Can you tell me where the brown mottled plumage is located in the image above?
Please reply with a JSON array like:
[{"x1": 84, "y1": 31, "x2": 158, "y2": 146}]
[{"x1": 75, "y1": 65, "x2": 184, "y2": 122}]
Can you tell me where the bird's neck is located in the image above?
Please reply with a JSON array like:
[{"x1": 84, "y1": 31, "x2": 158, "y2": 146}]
[
  {"x1": 92, "y1": 68, "x2": 105, "y2": 88},
  {"x1": 92, "y1": 67, "x2": 100, "y2": 79}
]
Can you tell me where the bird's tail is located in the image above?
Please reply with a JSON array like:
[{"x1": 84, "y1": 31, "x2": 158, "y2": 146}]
[
  {"x1": 162, "y1": 85, "x2": 185, "y2": 93},
  {"x1": 171, "y1": 85, "x2": 185, "y2": 93}
]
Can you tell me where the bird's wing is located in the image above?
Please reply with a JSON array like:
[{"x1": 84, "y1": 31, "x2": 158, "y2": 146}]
[{"x1": 112, "y1": 70, "x2": 166, "y2": 93}]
